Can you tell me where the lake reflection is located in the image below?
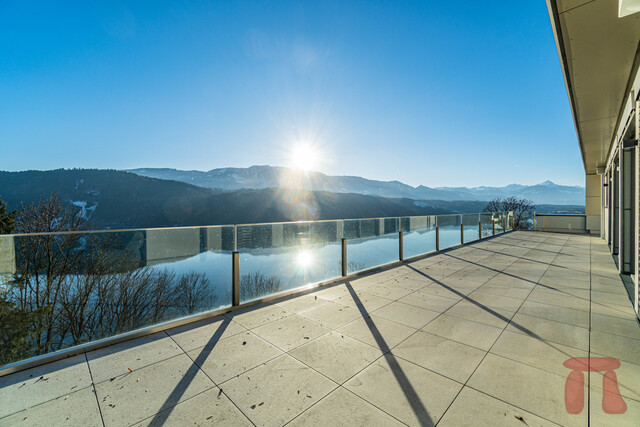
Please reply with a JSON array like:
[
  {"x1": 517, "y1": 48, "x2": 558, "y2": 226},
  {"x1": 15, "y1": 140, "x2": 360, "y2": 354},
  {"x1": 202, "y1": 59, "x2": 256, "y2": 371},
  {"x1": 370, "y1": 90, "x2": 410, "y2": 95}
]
[{"x1": 154, "y1": 227, "x2": 468, "y2": 305}]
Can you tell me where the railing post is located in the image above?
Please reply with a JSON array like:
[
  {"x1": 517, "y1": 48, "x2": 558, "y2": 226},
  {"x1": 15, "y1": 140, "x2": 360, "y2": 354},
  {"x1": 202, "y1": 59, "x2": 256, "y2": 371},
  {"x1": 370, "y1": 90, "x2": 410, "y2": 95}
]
[
  {"x1": 436, "y1": 226, "x2": 440, "y2": 251},
  {"x1": 232, "y1": 251, "x2": 239, "y2": 306},
  {"x1": 399, "y1": 231, "x2": 403, "y2": 261},
  {"x1": 503, "y1": 217, "x2": 506, "y2": 233},
  {"x1": 460, "y1": 223, "x2": 464, "y2": 245},
  {"x1": 233, "y1": 224, "x2": 238, "y2": 251},
  {"x1": 479, "y1": 220, "x2": 482, "y2": 239},
  {"x1": 492, "y1": 218, "x2": 495, "y2": 236},
  {"x1": 341, "y1": 238, "x2": 347, "y2": 276}
]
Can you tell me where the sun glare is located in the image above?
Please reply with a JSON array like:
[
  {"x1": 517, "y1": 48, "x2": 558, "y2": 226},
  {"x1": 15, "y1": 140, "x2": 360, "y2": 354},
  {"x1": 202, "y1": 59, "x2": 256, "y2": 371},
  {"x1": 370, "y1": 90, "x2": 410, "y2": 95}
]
[
  {"x1": 290, "y1": 143, "x2": 318, "y2": 171},
  {"x1": 296, "y1": 250, "x2": 313, "y2": 268}
]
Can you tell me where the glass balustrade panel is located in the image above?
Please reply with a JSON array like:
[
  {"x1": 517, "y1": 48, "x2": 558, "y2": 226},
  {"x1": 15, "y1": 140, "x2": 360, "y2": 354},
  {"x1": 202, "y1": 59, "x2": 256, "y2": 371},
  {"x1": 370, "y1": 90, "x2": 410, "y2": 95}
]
[
  {"x1": 237, "y1": 220, "x2": 343, "y2": 303},
  {"x1": 344, "y1": 218, "x2": 399, "y2": 274},
  {"x1": 401, "y1": 216, "x2": 437, "y2": 258},
  {"x1": 462, "y1": 213, "x2": 481, "y2": 243},
  {"x1": 437, "y1": 214, "x2": 462, "y2": 249},
  {"x1": 0, "y1": 226, "x2": 234, "y2": 365}
]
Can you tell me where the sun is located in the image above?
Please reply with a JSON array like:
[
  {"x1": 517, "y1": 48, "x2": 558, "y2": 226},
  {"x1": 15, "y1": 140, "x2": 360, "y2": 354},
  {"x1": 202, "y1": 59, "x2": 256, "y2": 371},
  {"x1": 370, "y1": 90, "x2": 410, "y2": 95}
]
[
  {"x1": 289, "y1": 143, "x2": 318, "y2": 171},
  {"x1": 296, "y1": 250, "x2": 313, "y2": 268}
]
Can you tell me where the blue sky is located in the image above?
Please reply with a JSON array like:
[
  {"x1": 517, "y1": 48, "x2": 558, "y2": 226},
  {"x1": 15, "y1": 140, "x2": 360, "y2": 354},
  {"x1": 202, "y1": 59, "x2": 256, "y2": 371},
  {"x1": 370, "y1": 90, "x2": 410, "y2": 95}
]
[{"x1": 0, "y1": 1, "x2": 583, "y2": 187}]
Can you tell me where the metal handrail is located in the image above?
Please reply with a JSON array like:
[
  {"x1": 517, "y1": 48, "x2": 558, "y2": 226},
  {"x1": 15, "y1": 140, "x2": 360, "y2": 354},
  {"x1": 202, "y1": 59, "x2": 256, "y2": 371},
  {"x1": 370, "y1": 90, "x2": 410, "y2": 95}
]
[{"x1": 1, "y1": 211, "x2": 514, "y2": 238}]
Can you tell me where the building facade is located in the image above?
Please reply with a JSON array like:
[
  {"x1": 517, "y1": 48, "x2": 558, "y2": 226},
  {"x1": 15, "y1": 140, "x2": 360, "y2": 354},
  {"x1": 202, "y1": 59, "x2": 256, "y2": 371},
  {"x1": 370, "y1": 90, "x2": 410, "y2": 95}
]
[{"x1": 548, "y1": 0, "x2": 640, "y2": 316}]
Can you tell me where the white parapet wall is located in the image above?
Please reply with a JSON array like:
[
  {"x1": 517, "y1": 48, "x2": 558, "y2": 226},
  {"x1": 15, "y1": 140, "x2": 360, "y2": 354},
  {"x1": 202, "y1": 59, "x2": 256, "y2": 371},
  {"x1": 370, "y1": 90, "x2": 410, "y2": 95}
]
[
  {"x1": 0, "y1": 235, "x2": 15, "y2": 285},
  {"x1": 535, "y1": 214, "x2": 587, "y2": 234},
  {"x1": 585, "y1": 173, "x2": 601, "y2": 235}
]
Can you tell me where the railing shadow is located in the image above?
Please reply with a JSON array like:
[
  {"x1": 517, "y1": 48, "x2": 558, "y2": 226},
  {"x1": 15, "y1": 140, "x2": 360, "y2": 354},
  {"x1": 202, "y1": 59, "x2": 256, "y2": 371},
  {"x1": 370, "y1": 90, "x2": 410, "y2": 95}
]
[
  {"x1": 441, "y1": 253, "x2": 631, "y2": 316},
  {"x1": 406, "y1": 265, "x2": 577, "y2": 359},
  {"x1": 502, "y1": 234, "x2": 568, "y2": 248},
  {"x1": 410, "y1": 255, "x2": 639, "y2": 399},
  {"x1": 495, "y1": 238, "x2": 575, "y2": 254},
  {"x1": 470, "y1": 246, "x2": 573, "y2": 267},
  {"x1": 444, "y1": 253, "x2": 581, "y2": 292},
  {"x1": 344, "y1": 282, "x2": 434, "y2": 427},
  {"x1": 148, "y1": 317, "x2": 231, "y2": 425}
]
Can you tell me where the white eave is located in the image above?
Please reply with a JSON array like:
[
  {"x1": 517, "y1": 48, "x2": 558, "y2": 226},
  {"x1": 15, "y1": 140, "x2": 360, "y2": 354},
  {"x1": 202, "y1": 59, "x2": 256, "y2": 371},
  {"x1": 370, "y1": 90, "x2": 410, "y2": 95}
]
[{"x1": 547, "y1": 0, "x2": 640, "y2": 174}]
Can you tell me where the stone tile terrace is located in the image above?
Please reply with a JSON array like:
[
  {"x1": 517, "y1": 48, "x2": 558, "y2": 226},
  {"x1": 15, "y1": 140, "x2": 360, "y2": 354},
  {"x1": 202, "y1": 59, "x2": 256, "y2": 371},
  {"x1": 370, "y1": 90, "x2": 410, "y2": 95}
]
[{"x1": 1, "y1": 231, "x2": 639, "y2": 426}]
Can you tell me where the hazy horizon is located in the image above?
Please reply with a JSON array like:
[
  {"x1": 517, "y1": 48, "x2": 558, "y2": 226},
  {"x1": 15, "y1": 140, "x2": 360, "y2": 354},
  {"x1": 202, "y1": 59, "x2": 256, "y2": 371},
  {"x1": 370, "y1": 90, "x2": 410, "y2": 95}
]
[
  {"x1": 1, "y1": 164, "x2": 586, "y2": 190},
  {"x1": 126, "y1": 164, "x2": 586, "y2": 189}
]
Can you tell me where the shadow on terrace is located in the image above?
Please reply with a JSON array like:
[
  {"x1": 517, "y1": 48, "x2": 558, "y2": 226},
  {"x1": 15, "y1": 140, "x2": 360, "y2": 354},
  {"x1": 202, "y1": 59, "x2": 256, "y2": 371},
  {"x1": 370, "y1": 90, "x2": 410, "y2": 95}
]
[{"x1": 0, "y1": 231, "x2": 639, "y2": 426}]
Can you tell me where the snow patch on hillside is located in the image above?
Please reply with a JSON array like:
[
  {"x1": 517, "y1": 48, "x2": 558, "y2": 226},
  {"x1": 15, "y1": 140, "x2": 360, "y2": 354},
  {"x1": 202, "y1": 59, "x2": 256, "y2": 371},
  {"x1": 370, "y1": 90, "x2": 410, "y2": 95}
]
[{"x1": 71, "y1": 201, "x2": 98, "y2": 220}]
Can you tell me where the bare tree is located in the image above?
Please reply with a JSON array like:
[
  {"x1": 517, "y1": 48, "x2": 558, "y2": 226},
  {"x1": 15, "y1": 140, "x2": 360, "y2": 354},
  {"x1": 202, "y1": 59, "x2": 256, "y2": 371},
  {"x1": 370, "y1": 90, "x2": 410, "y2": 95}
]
[
  {"x1": 240, "y1": 272, "x2": 282, "y2": 302},
  {"x1": 482, "y1": 198, "x2": 504, "y2": 214},
  {"x1": 149, "y1": 269, "x2": 179, "y2": 322},
  {"x1": 175, "y1": 272, "x2": 213, "y2": 315},
  {"x1": 16, "y1": 193, "x2": 85, "y2": 235},
  {"x1": 483, "y1": 196, "x2": 535, "y2": 230},
  {"x1": 347, "y1": 261, "x2": 366, "y2": 274},
  {"x1": 11, "y1": 194, "x2": 86, "y2": 354},
  {"x1": 1, "y1": 193, "x2": 221, "y2": 365}
]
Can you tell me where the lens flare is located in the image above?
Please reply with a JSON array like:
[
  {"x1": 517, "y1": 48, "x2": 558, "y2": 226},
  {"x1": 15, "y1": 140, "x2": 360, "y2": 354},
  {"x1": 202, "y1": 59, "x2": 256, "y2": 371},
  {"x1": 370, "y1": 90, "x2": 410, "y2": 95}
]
[{"x1": 296, "y1": 250, "x2": 313, "y2": 267}]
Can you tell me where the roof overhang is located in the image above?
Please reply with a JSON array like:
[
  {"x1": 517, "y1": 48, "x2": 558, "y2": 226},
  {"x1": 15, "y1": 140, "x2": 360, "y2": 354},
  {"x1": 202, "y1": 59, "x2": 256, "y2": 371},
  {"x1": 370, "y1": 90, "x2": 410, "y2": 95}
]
[{"x1": 547, "y1": 0, "x2": 640, "y2": 174}]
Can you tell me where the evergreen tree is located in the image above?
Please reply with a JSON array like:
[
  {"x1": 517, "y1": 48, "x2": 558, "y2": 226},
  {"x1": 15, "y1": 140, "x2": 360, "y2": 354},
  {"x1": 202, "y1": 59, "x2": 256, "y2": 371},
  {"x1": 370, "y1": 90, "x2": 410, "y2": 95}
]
[{"x1": 0, "y1": 196, "x2": 16, "y2": 234}]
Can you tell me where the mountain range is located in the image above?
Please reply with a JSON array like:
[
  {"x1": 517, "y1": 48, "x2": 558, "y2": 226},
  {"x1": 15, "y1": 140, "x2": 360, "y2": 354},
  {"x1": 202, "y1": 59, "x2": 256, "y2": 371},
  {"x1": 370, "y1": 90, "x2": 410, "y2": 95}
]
[
  {"x1": 127, "y1": 165, "x2": 585, "y2": 205},
  {"x1": 0, "y1": 169, "x2": 584, "y2": 230}
]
